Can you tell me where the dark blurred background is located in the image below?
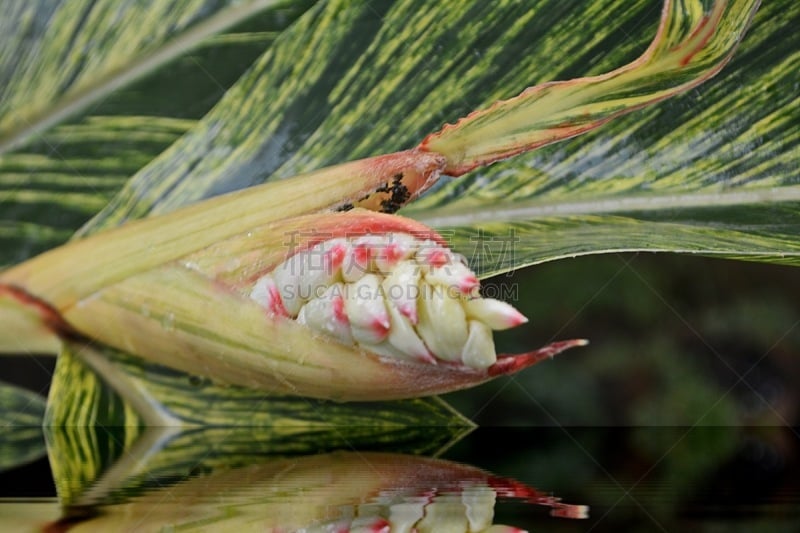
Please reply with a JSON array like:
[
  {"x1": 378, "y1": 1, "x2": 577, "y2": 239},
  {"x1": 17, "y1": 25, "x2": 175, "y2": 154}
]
[
  {"x1": 446, "y1": 252, "x2": 800, "y2": 428},
  {"x1": 444, "y1": 253, "x2": 800, "y2": 530}
]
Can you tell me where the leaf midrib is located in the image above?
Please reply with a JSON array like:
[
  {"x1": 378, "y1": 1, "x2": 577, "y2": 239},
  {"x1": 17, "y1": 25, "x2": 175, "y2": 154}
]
[{"x1": 409, "y1": 185, "x2": 800, "y2": 226}]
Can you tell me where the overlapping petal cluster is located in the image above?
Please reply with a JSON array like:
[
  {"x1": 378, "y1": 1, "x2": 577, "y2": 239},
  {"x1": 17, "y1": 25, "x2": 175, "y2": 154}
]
[{"x1": 251, "y1": 233, "x2": 527, "y2": 369}]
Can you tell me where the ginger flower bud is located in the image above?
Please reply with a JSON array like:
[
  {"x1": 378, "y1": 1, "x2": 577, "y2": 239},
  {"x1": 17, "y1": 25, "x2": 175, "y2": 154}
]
[
  {"x1": 157, "y1": 209, "x2": 585, "y2": 402},
  {"x1": 250, "y1": 232, "x2": 526, "y2": 369},
  {"x1": 3, "y1": 206, "x2": 585, "y2": 401}
]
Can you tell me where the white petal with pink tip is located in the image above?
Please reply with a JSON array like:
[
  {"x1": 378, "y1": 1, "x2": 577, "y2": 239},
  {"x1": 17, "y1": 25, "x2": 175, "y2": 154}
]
[
  {"x1": 296, "y1": 283, "x2": 352, "y2": 344},
  {"x1": 461, "y1": 320, "x2": 496, "y2": 369},
  {"x1": 374, "y1": 233, "x2": 417, "y2": 272},
  {"x1": 464, "y1": 298, "x2": 528, "y2": 330},
  {"x1": 381, "y1": 260, "x2": 421, "y2": 324},
  {"x1": 385, "y1": 301, "x2": 434, "y2": 363},
  {"x1": 345, "y1": 274, "x2": 391, "y2": 345},
  {"x1": 416, "y1": 283, "x2": 468, "y2": 362},
  {"x1": 425, "y1": 262, "x2": 480, "y2": 295}
]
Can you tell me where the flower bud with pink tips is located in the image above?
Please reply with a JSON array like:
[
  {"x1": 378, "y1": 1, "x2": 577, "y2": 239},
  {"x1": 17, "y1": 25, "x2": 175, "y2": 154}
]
[
  {"x1": 254, "y1": 213, "x2": 587, "y2": 384},
  {"x1": 0, "y1": 125, "x2": 583, "y2": 399},
  {"x1": 247, "y1": 217, "x2": 552, "y2": 371},
  {"x1": 1, "y1": 204, "x2": 586, "y2": 401}
]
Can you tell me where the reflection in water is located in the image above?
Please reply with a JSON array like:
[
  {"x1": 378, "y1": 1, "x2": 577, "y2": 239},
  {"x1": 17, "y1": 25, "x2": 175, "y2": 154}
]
[
  {"x1": 44, "y1": 426, "x2": 587, "y2": 532},
  {"x1": 4, "y1": 426, "x2": 800, "y2": 529}
]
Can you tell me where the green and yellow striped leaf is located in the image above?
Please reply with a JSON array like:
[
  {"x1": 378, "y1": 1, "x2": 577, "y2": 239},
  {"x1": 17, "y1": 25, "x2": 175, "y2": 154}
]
[
  {"x1": 406, "y1": 0, "x2": 800, "y2": 272},
  {"x1": 0, "y1": 0, "x2": 298, "y2": 150},
  {"x1": 72, "y1": 0, "x2": 796, "y2": 275},
  {"x1": 83, "y1": 0, "x2": 669, "y2": 230},
  {"x1": 45, "y1": 343, "x2": 471, "y2": 504},
  {"x1": 0, "y1": 0, "x2": 314, "y2": 266},
  {"x1": 5, "y1": 0, "x2": 791, "y2": 274},
  {"x1": 0, "y1": 380, "x2": 47, "y2": 471}
]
